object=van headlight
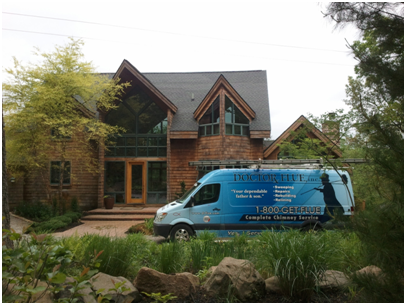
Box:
[155,213,167,223]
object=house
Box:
[8,60,270,209]
[264,115,342,160]
[7,60,340,210]
[99,60,270,208]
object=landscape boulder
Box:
[356,265,382,277]
[55,276,96,303]
[90,272,142,303]
[265,276,282,294]
[134,267,199,299]
[317,270,350,290]
[204,257,265,301]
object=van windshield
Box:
[176,183,201,203]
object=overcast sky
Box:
[2,1,360,139]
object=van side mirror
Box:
[190,196,195,207]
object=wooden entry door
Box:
[126,162,145,204]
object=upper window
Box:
[225,95,249,136]
[105,87,167,157]
[50,161,71,185]
[199,96,220,137]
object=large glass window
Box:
[199,96,220,137]
[225,95,249,136]
[104,161,125,204]
[50,161,71,185]
[147,162,167,204]
[105,87,167,157]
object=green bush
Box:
[255,229,339,301]
[70,197,80,213]
[15,201,54,221]
[64,212,82,223]
[53,215,73,225]
[62,234,147,278]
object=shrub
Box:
[15,201,53,221]
[70,197,80,213]
[62,234,145,278]
[255,229,339,301]
[64,212,82,223]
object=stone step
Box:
[81,214,155,221]
[85,207,160,215]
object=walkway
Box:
[9,211,165,242]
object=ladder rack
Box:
[188,158,367,170]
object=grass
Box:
[254,229,351,301]
[58,229,365,301]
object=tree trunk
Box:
[2,112,13,248]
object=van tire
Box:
[170,224,194,242]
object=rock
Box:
[134,267,198,299]
[204,257,265,301]
[356,265,382,277]
[55,276,96,303]
[318,270,350,290]
[90,272,141,303]
[178,272,200,287]
[265,276,282,294]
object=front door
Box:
[126,162,145,204]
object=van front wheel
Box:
[170,224,193,242]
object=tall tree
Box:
[2,39,129,204]
[322,3,404,302]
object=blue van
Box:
[153,169,354,241]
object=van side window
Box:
[194,184,221,206]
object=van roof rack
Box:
[189,158,367,170]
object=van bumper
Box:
[153,223,171,238]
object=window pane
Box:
[225,95,233,123]
[105,162,125,192]
[234,106,249,124]
[138,147,148,157]
[126,148,137,156]
[105,148,115,156]
[206,125,212,135]
[242,126,249,136]
[149,138,158,146]
[148,147,158,157]
[148,162,167,192]
[127,137,136,146]
[226,124,232,135]
[116,147,126,156]
[194,184,221,206]
[105,102,136,133]
[138,137,147,146]
[117,137,125,146]
[212,97,220,123]
[213,124,219,135]
[235,125,241,135]
[115,193,125,204]
[131,164,143,199]
[158,147,167,157]
[139,102,167,134]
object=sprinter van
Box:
[153,169,354,241]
